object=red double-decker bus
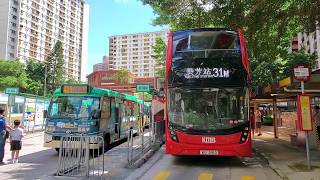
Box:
[165,28,251,156]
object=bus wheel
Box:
[55,148,60,153]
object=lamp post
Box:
[44,63,47,97]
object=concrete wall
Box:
[81,3,90,82]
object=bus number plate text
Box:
[200,150,219,155]
[202,137,216,143]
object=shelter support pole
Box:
[273,97,278,138]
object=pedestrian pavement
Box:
[253,126,320,180]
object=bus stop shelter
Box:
[251,69,320,149]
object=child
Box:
[9,120,24,163]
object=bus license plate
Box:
[200,150,219,155]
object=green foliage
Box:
[282,50,318,77]
[137,92,152,102]
[151,37,167,77]
[26,79,42,95]
[25,59,46,95]
[141,0,320,86]
[113,68,130,84]
[0,60,28,91]
[65,78,80,84]
[46,41,65,94]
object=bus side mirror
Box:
[43,110,48,118]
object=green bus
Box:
[43,84,141,151]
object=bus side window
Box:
[110,99,117,129]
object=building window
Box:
[9,53,14,58]
[10,37,15,42]
[12,7,17,13]
[13,0,18,5]
[11,22,16,27]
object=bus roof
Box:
[53,85,142,104]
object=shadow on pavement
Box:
[173,156,245,167]
[0,148,59,180]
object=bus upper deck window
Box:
[176,37,188,51]
[213,33,236,49]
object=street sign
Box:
[292,64,311,81]
[5,87,19,95]
[136,84,150,92]
[297,95,313,131]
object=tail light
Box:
[239,126,249,144]
[168,124,179,142]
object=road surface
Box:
[126,146,282,180]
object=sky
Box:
[86,0,164,74]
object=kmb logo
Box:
[202,137,216,143]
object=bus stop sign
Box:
[136,84,150,92]
[293,64,311,81]
[5,87,19,95]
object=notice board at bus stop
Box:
[297,95,313,131]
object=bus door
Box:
[110,98,121,141]
[100,96,111,133]
[119,102,128,139]
[109,98,118,142]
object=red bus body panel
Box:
[165,128,252,157]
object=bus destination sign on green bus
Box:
[136,84,150,92]
[5,87,19,95]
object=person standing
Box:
[0,108,12,165]
[9,120,24,163]
[314,105,320,142]
[255,108,262,136]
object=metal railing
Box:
[127,120,165,167]
[127,126,152,167]
[56,134,105,178]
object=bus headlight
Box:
[46,126,55,132]
[89,136,99,143]
[168,124,179,142]
[239,126,249,144]
[44,134,52,142]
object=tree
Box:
[46,41,65,94]
[282,50,318,77]
[140,0,320,86]
[65,78,80,84]
[152,37,167,78]
[25,59,46,95]
[0,60,28,91]
[137,92,152,102]
[113,68,130,84]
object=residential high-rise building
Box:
[291,29,320,69]
[93,55,110,72]
[109,31,168,77]
[0,0,89,81]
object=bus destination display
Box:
[62,85,90,94]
